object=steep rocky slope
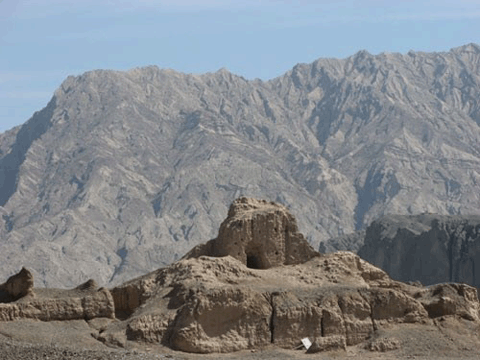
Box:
[356,214,480,288]
[1,44,480,287]
[2,198,480,357]
[321,215,480,290]
[319,230,366,253]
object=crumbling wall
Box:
[185,197,319,269]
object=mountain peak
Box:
[215,67,231,74]
[1,45,480,288]
[451,42,480,54]
[354,49,373,57]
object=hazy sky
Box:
[1,0,480,133]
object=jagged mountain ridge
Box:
[1,44,480,287]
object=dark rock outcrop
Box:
[357,214,480,288]
[0,267,34,302]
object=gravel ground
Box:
[0,340,175,360]
[2,339,480,360]
[1,319,480,360]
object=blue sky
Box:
[1,0,480,133]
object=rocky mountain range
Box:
[1,43,480,287]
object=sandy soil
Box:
[1,318,480,360]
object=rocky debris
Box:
[366,336,401,352]
[184,198,319,269]
[306,335,346,353]
[0,267,34,302]
[0,339,171,360]
[414,283,480,321]
[357,215,480,288]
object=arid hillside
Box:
[1,44,480,287]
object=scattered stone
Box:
[367,337,401,352]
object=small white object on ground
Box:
[301,338,312,350]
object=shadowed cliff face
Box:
[323,214,480,290]
[0,97,56,207]
[1,45,480,287]
[357,215,480,288]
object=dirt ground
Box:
[1,318,480,360]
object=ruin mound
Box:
[185,197,319,269]
[1,198,480,357]
[0,267,34,303]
